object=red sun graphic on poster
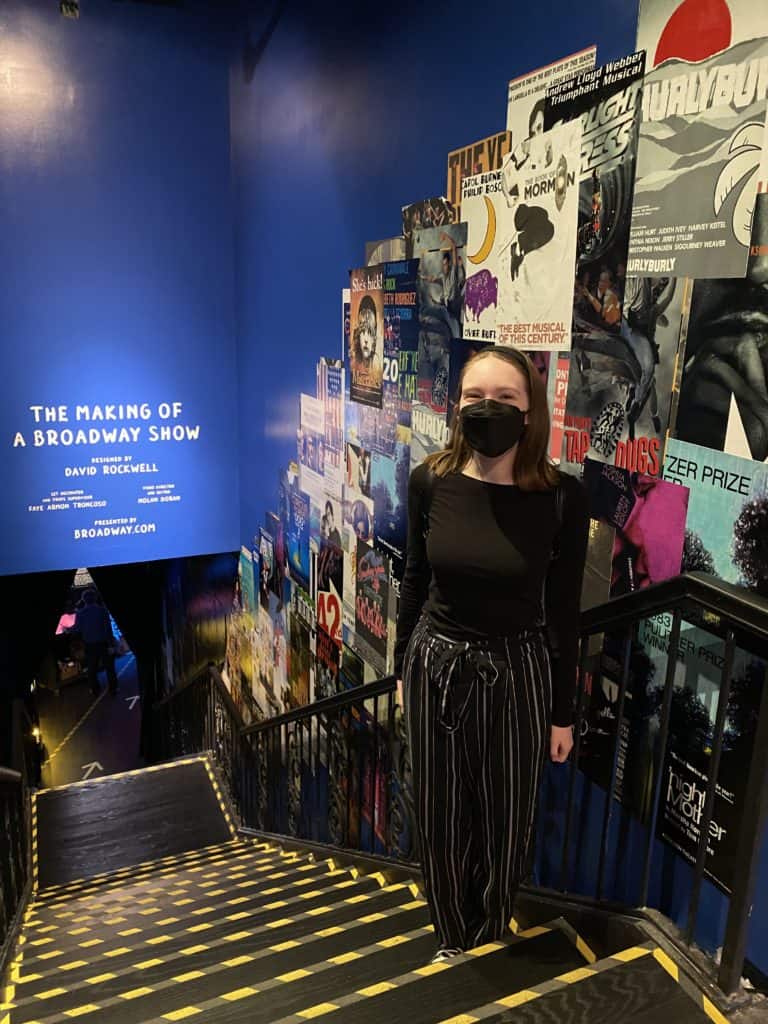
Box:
[654,0,732,66]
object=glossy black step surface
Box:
[298,928,586,1024]
[490,953,712,1023]
[35,760,232,889]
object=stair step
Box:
[10,906,434,1024]
[430,944,713,1024]
[259,923,587,1024]
[35,760,234,890]
[33,840,275,906]
[13,882,423,998]
[20,869,373,964]
[25,851,324,938]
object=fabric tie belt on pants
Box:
[419,619,545,732]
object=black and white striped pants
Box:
[403,615,552,951]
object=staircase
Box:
[1,759,723,1024]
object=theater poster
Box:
[354,539,389,677]
[561,277,692,473]
[446,130,512,213]
[495,120,581,349]
[544,51,646,413]
[461,169,505,342]
[348,266,385,409]
[629,0,768,279]
[506,47,597,154]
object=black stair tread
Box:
[13,906,434,1024]
[33,840,257,904]
[21,856,331,942]
[14,884,421,997]
[276,927,586,1024]
[458,949,713,1023]
[35,760,233,889]
[26,853,304,927]
[20,870,377,964]
[513,893,650,962]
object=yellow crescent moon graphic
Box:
[468,195,496,265]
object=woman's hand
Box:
[550,725,573,763]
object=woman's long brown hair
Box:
[424,345,560,491]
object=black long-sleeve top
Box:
[394,464,590,727]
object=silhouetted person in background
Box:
[76,590,118,696]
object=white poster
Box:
[495,120,582,349]
[506,47,597,154]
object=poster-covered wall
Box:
[0,1,239,575]
[228,0,768,972]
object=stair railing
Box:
[150,572,768,997]
[0,701,34,985]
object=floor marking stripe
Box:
[34,845,278,910]
[12,908,432,1018]
[35,836,250,897]
[431,942,658,1023]
[26,851,299,931]
[44,688,108,765]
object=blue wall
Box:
[0,0,240,573]
[230,0,639,540]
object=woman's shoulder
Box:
[410,461,436,491]
[555,468,590,519]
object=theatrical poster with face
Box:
[629,0,768,279]
[495,119,581,349]
[354,539,390,676]
[348,265,385,409]
[561,276,692,473]
[506,47,597,157]
[446,130,512,213]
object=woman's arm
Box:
[545,474,591,727]
[393,464,433,677]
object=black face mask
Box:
[460,399,526,458]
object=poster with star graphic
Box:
[628,0,768,279]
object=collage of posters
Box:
[218,0,768,892]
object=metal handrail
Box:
[581,571,768,642]
[0,767,22,784]
[151,570,768,1000]
[241,676,396,736]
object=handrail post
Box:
[638,608,682,908]
[685,631,735,944]
[718,662,768,995]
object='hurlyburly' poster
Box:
[348,266,385,409]
[496,120,581,349]
[629,0,768,279]
[446,131,512,213]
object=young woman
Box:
[394,345,589,962]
